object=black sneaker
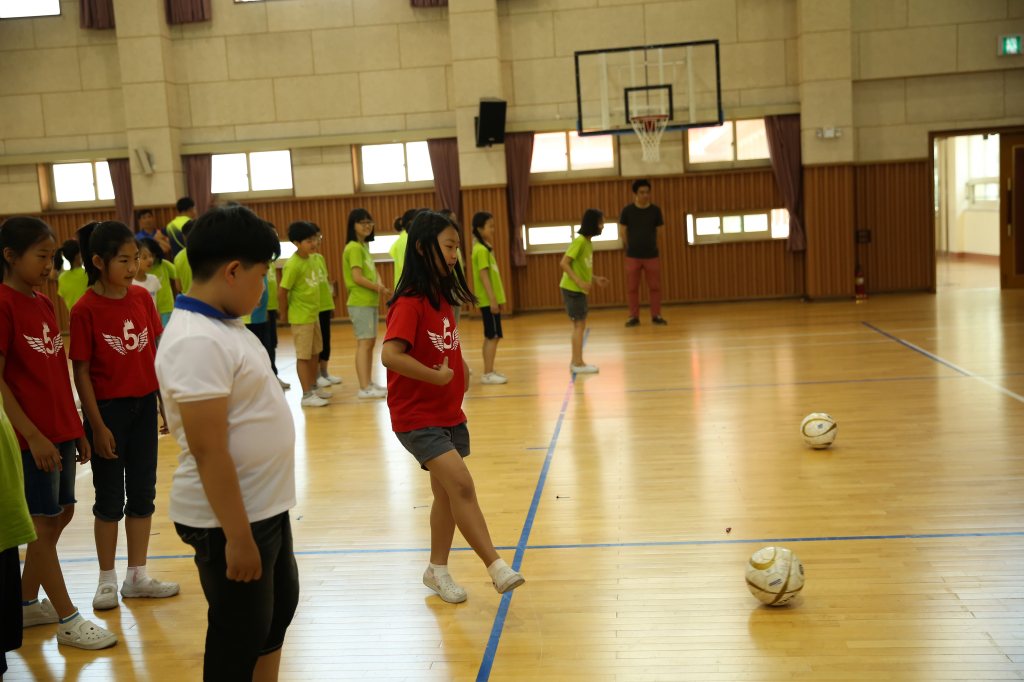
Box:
[625,317,640,327]
[652,316,668,325]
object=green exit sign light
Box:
[1000,35,1021,55]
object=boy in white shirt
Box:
[155,205,298,682]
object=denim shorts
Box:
[21,439,77,517]
[84,391,159,523]
[395,421,470,471]
[561,287,588,321]
[175,512,299,681]
[349,306,379,340]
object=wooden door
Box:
[1001,133,1024,288]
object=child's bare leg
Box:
[429,473,456,565]
[95,518,119,572]
[22,512,76,618]
[424,452,499,567]
[253,648,283,682]
[355,338,375,389]
[482,338,499,374]
[125,516,152,567]
[297,358,317,392]
[571,319,586,366]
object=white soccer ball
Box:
[801,412,836,449]
[745,546,804,606]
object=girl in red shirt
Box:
[70,221,180,615]
[381,211,525,603]
[0,217,116,650]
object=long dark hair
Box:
[393,208,423,234]
[388,210,476,311]
[55,238,81,270]
[138,237,164,265]
[346,208,374,243]
[471,211,493,252]
[0,216,56,283]
[77,220,136,286]
[578,208,604,237]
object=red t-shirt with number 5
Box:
[70,287,163,401]
[384,294,466,433]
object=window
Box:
[368,234,400,261]
[359,141,433,191]
[523,222,621,254]
[966,134,999,211]
[211,150,293,197]
[686,209,790,245]
[1,0,60,18]
[686,119,770,170]
[530,131,616,178]
[51,161,115,206]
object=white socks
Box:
[99,569,117,585]
[428,562,449,578]
[126,565,147,586]
[486,558,508,581]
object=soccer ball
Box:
[801,413,836,449]
[745,546,804,606]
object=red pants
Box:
[626,256,661,319]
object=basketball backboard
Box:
[575,40,722,137]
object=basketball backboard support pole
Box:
[574,39,723,138]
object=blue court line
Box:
[47,530,1024,566]
[475,329,588,682]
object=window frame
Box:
[686,208,789,246]
[357,141,435,193]
[211,150,295,200]
[684,119,772,172]
[967,177,999,211]
[522,221,623,255]
[48,160,115,210]
[0,0,60,19]
[529,131,620,181]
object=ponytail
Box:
[54,239,81,271]
[77,220,135,286]
[471,211,494,252]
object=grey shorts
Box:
[452,304,462,327]
[395,421,470,471]
[561,287,588,321]
[348,305,379,340]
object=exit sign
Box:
[1000,35,1021,55]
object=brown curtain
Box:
[411,0,447,6]
[426,138,462,226]
[764,114,806,252]
[80,0,115,29]
[182,154,212,217]
[504,131,533,267]
[108,158,134,231]
[166,0,211,25]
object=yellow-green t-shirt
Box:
[280,253,320,324]
[342,241,379,308]
[0,393,36,553]
[149,260,178,314]
[57,267,89,312]
[267,264,279,312]
[166,215,190,255]
[174,248,192,296]
[389,231,409,285]
[559,236,594,294]
[471,241,506,308]
[314,254,334,312]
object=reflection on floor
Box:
[936,255,1000,290]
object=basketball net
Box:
[631,114,669,163]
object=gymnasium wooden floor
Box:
[8,259,1024,681]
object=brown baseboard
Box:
[938,252,1000,264]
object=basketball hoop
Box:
[631,114,669,163]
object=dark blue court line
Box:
[475,329,588,682]
[861,322,970,375]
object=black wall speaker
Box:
[475,99,507,147]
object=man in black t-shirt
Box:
[619,179,667,326]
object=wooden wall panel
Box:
[855,161,934,293]
[461,187,512,312]
[804,165,856,299]
[513,170,805,311]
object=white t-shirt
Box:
[155,303,296,528]
[133,274,161,311]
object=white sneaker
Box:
[56,615,118,650]
[422,568,468,604]
[22,598,59,628]
[481,372,507,385]
[92,582,119,610]
[491,566,526,595]
[277,376,291,390]
[357,386,387,399]
[322,372,342,385]
[569,363,599,374]
[300,394,329,407]
[314,386,333,399]
[316,375,332,388]
[121,577,180,600]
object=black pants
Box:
[175,512,299,681]
[1,547,23,676]
[265,311,279,375]
[318,310,331,362]
[84,392,159,522]
[246,320,268,362]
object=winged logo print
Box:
[103,334,127,356]
[137,328,149,352]
[23,322,60,356]
[426,316,459,352]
